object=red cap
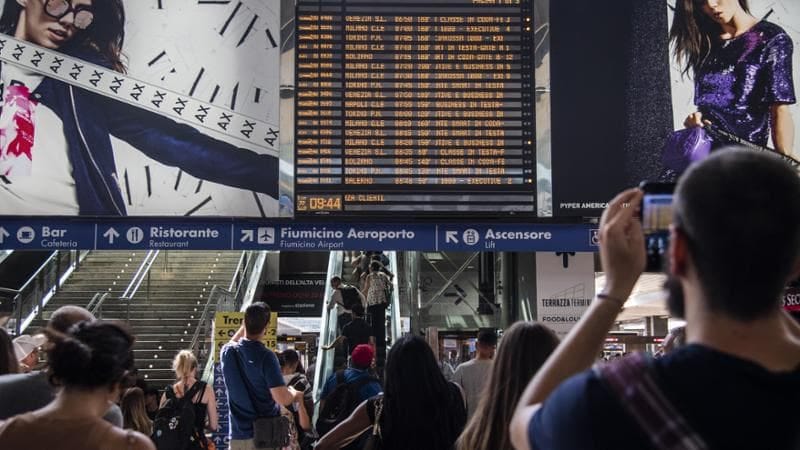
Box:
[351,344,374,368]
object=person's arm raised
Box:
[230,325,246,343]
[322,335,346,351]
[314,399,373,450]
[510,189,646,450]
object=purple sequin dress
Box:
[695,21,796,147]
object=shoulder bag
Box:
[595,352,708,450]
[362,396,383,450]
[232,347,291,448]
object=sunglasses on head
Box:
[43,0,94,30]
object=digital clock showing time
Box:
[297,195,343,212]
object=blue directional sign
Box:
[96,222,231,250]
[234,223,436,251]
[0,219,600,252]
[212,363,230,450]
[437,224,597,252]
[0,220,94,249]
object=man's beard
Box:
[664,274,686,318]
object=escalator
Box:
[312,251,402,419]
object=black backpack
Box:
[152,381,205,450]
[316,371,378,436]
[339,285,361,310]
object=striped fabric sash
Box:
[595,352,708,450]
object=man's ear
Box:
[16,0,28,9]
[668,225,688,276]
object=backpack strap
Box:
[232,346,268,417]
[191,381,206,405]
[595,352,708,450]
[347,374,379,399]
[335,370,345,386]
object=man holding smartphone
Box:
[511,148,800,449]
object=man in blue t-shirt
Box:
[320,344,382,410]
[221,302,300,450]
[510,150,800,449]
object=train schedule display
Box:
[295,0,535,216]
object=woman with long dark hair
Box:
[121,387,152,437]
[280,349,314,449]
[0,327,18,375]
[315,335,467,450]
[0,0,277,215]
[0,321,154,449]
[456,322,559,450]
[670,0,795,155]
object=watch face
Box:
[116,0,283,216]
[0,0,287,217]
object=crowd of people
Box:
[2,146,800,449]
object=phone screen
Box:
[641,188,674,272]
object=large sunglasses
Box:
[44,0,94,30]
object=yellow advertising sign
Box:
[213,312,278,359]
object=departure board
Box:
[295,0,535,216]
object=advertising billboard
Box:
[668,0,800,164]
[0,0,292,217]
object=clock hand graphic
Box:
[115,0,283,217]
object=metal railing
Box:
[88,292,111,320]
[195,251,265,382]
[387,251,402,348]
[6,250,89,335]
[312,251,344,414]
[120,250,159,323]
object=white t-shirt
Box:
[0,63,78,214]
[452,358,493,419]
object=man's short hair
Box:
[477,329,497,346]
[331,276,342,284]
[351,303,365,317]
[48,305,95,333]
[675,148,800,321]
[244,302,271,335]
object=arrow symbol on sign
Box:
[241,229,254,242]
[217,330,226,337]
[0,227,8,244]
[103,227,120,244]
[445,231,459,244]
[215,388,225,397]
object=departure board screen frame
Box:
[293,0,551,219]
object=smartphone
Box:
[640,182,676,272]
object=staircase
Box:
[28,251,147,330]
[28,250,244,389]
[108,251,242,387]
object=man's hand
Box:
[598,188,646,301]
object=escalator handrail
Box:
[312,251,343,412]
[387,251,402,347]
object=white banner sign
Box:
[535,252,595,338]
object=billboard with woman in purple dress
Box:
[669,0,796,158]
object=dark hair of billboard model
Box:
[669,0,750,77]
[0,0,127,73]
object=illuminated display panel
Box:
[295,0,534,216]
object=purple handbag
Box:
[661,127,713,173]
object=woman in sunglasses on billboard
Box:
[671,0,795,156]
[0,0,279,216]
